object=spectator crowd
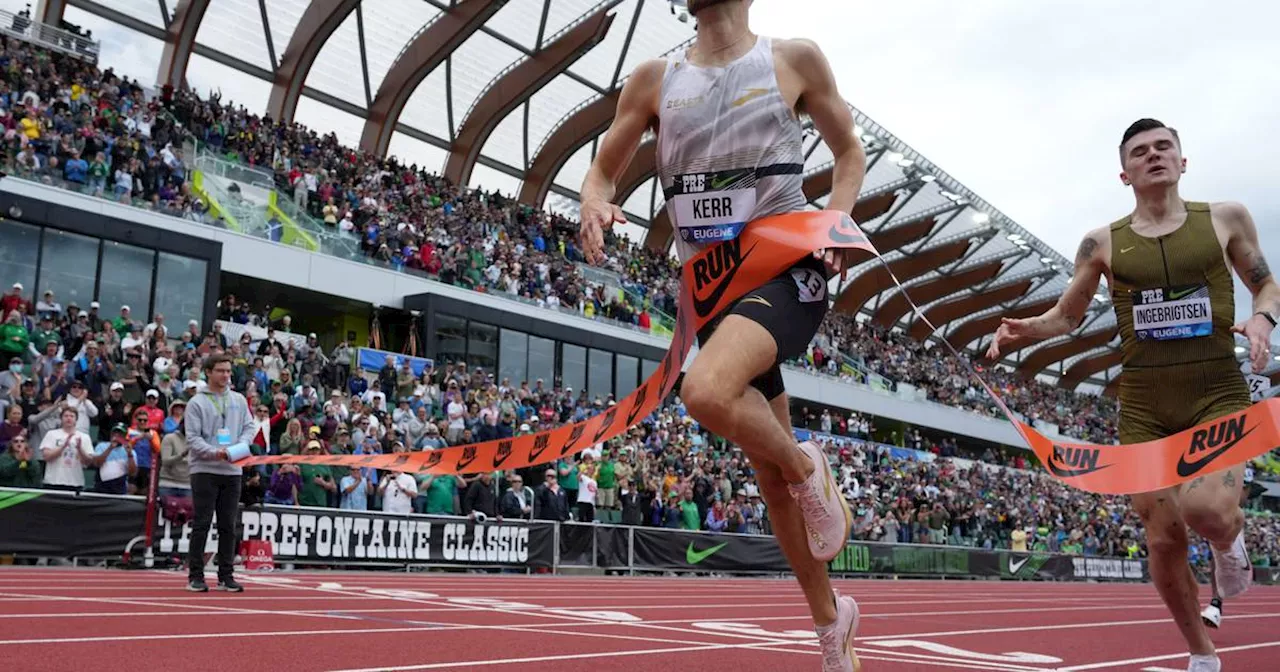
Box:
[0,32,1277,570]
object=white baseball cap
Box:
[90,301,100,308]
[145,389,159,398]
[109,382,124,391]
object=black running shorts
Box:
[695,255,830,401]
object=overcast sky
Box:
[749,0,1279,325]
[20,0,1278,331]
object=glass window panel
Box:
[498,328,528,387]
[153,252,207,333]
[588,348,612,402]
[98,241,155,324]
[641,359,660,384]
[37,229,98,311]
[0,221,41,304]
[561,343,585,394]
[467,321,498,373]
[434,314,468,367]
[615,354,638,399]
[528,336,555,388]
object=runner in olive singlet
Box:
[988,119,1280,672]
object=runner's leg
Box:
[1179,465,1245,549]
[1132,489,1214,655]
[682,314,812,483]
[762,390,837,625]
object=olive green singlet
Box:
[1109,201,1251,444]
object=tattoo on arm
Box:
[1075,237,1098,266]
[1223,470,1238,488]
[1186,475,1206,490]
[1246,254,1272,288]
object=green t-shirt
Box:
[558,461,579,490]
[596,460,616,489]
[680,500,701,531]
[425,475,457,515]
[298,464,333,507]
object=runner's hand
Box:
[1231,314,1275,373]
[986,318,1034,359]
[815,248,856,282]
[579,199,624,265]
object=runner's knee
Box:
[681,367,732,425]
[1181,486,1243,543]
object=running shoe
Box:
[1211,531,1251,599]
[186,578,209,593]
[1186,653,1221,672]
[215,577,244,593]
[1200,601,1222,629]
[816,592,861,672]
[788,441,852,562]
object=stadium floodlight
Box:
[1040,256,1053,264]
[972,212,990,225]
[1094,293,1109,303]
[920,174,936,183]
[887,152,904,163]
[1007,233,1023,242]
[854,125,864,137]
[897,159,914,168]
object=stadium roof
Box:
[47,0,1138,390]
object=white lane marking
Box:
[872,639,1062,664]
[1057,641,1280,671]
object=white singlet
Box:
[656,35,807,263]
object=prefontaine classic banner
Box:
[237,211,1280,495]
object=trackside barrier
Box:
[2,487,1161,582]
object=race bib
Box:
[1131,285,1212,341]
[670,171,755,247]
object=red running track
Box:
[1,568,1278,671]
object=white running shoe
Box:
[816,592,861,672]
[1200,603,1222,629]
[788,441,852,562]
[1212,531,1252,599]
[1187,653,1221,672]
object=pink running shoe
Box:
[788,440,852,562]
[1212,530,1251,599]
[817,591,861,672]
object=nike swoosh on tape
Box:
[1009,557,1029,574]
[1045,460,1110,479]
[692,241,757,318]
[1176,425,1258,478]
[686,541,728,564]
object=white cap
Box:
[145,389,159,398]
[309,332,316,338]
[182,380,198,390]
[11,282,21,290]
[109,382,124,391]
[90,301,100,308]
[520,424,531,432]
[188,319,198,326]
[121,305,130,312]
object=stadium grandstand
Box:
[0,1,1279,670]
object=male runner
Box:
[988,119,1279,672]
[579,1,866,669]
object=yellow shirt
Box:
[20,117,40,140]
[1010,529,1028,552]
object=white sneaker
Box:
[816,592,861,672]
[1187,653,1221,672]
[1212,531,1252,599]
[1200,603,1221,629]
[787,441,852,562]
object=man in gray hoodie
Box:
[184,354,256,593]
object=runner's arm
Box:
[1219,201,1280,316]
[579,59,664,207]
[785,39,865,214]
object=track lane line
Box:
[1056,641,1280,671]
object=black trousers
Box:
[188,472,242,581]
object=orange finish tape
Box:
[236,210,1280,495]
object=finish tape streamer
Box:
[237,211,1280,495]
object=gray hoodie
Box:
[185,388,256,477]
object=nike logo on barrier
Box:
[1008,556,1030,575]
[691,239,756,318]
[1120,246,1135,254]
[686,541,728,565]
[491,440,513,469]
[455,446,478,472]
[1176,416,1256,478]
[731,88,768,107]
